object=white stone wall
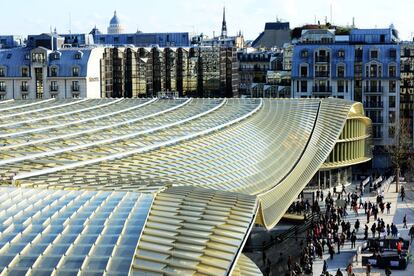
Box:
[85,48,104,98]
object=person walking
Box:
[409,225,414,243]
[401,186,405,202]
[385,267,392,276]
[323,260,328,273]
[366,262,371,276]
[355,219,360,233]
[351,232,357,249]
[403,214,407,229]
[386,202,391,214]
[336,268,343,276]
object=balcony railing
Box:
[364,101,384,108]
[315,56,330,62]
[50,86,59,92]
[315,71,330,77]
[0,86,6,92]
[21,86,28,92]
[313,86,332,93]
[72,86,80,92]
[364,86,383,93]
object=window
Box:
[51,52,61,60]
[21,81,28,92]
[50,66,58,77]
[21,67,29,77]
[21,93,27,99]
[337,80,345,93]
[51,93,57,99]
[389,96,396,108]
[72,81,80,91]
[300,65,308,77]
[389,80,396,92]
[389,65,396,77]
[6,53,12,59]
[0,81,5,92]
[337,65,345,78]
[389,49,397,59]
[300,50,308,58]
[337,50,345,58]
[389,111,396,124]
[72,67,80,77]
[389,126,395,138]
[0,94,4,100]
[74,53,82,59]
[0,67,5,77]
[32,52,45,63]
[370,50,378,59]
[50,81,58,91]
[300,81,307,92]
[72,93,80,99]
[24,53,30,60]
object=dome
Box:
[110,11,120,25]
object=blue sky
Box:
[1,0,413,40]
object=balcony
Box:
[364,101,384,108]
[0,86,6,92]
[20,86,28,92]
[315,71,330,77]
[72,86,80,92]
[315,56,330,63]
[312,86,332,93]
[50,86,59,92]
[364,86,383,93]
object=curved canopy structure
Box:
[0,98,371,275]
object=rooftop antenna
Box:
[50,26,54,52]
[352,17,355,28]
[325,16,328,25]
[330,4,333,24]
[69,13,72,34]
[314,15,317,24]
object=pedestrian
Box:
[355,219,360,233]
[403,214,407,229]
[371,223,376,238]
[346,263,353,276]
[351,233,356,249]
[336,268,343,276]
[329,245,335,260]
[401,186,405,201]
[364,224,368,240]
[385,267,392,276]
[396,240,402,256]
[409,225,414,243]
[366,262,371,276]
[386,202,391,214]
[323,259,328,273]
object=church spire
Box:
[221,6,227,38]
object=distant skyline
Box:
[1,0,413,40]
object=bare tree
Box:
[386,118,413,192]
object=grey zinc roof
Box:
[0,47,94,78]
[0,48,31,77]
[49,48,93,77]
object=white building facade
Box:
[0,47,104,99]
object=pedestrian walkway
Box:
[313,181,414,276]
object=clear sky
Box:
[1,0,413,41]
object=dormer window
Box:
[0,67,5,77]
[24,54,30,60]
[72,67,80,77]
[50,66,58,77]
[337,64,345,78]
[300,50,308,58]
[74,51,83,60]
[6,53,12,59]
[21,67,29,77]
[50,52,61,60]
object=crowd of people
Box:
[272,179,411,276]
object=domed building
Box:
[107,11,125,34]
